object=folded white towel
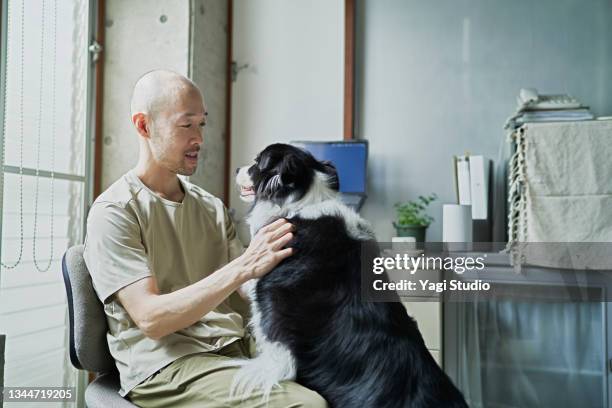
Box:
[507,120,612,269]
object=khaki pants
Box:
[128,340,328,408]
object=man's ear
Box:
[132,113,151,139]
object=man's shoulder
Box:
[94,172,139,207]
[88,172,142,223]
[183,179,226,213]
[183,178,216,200]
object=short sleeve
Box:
[224,205,245,262]
[83,203,152,303]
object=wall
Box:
[230,0,345,238]
[356,0,612,241]
[189,0,229,198]
[101,0,190,190]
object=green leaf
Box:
[394,192,437,226]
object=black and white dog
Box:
[233,143,468,408]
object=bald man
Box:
[83,70,328,408]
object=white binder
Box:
[468,155,490,220]
[455,155,471,206]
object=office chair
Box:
[61,245,137,408]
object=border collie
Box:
[233,143,468,408]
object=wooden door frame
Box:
[223,0,234,206]
[344,0,356,141]
[92,0,105,199]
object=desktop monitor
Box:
[291,140,368,210]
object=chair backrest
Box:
[61,245,116,373]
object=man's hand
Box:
[237,218,295,280]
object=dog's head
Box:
[236,143,339,205]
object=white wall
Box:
[102,0,190,190]
[357,0,612,241]
[230,0,345,237]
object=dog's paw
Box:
[229,358,283,402]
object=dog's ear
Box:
[321,160,340,191]
[278,155,300,186]
[259,155,296,197]
[262,174,283,195]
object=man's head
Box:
[130,70,207,176]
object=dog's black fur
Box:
[244,143,468,408]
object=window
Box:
[0,0,95,405]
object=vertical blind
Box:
[0,0,92,406]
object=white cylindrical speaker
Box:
[442,204,473,242]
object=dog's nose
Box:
[235,167,240,175]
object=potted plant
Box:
[393,194,437,242]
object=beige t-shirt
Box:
[83,170,246,396]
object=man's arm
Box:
[116,218,294,340]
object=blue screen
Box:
[292,141,367,194]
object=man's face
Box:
[148,87,207,176]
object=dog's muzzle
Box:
[236,166,256,202]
